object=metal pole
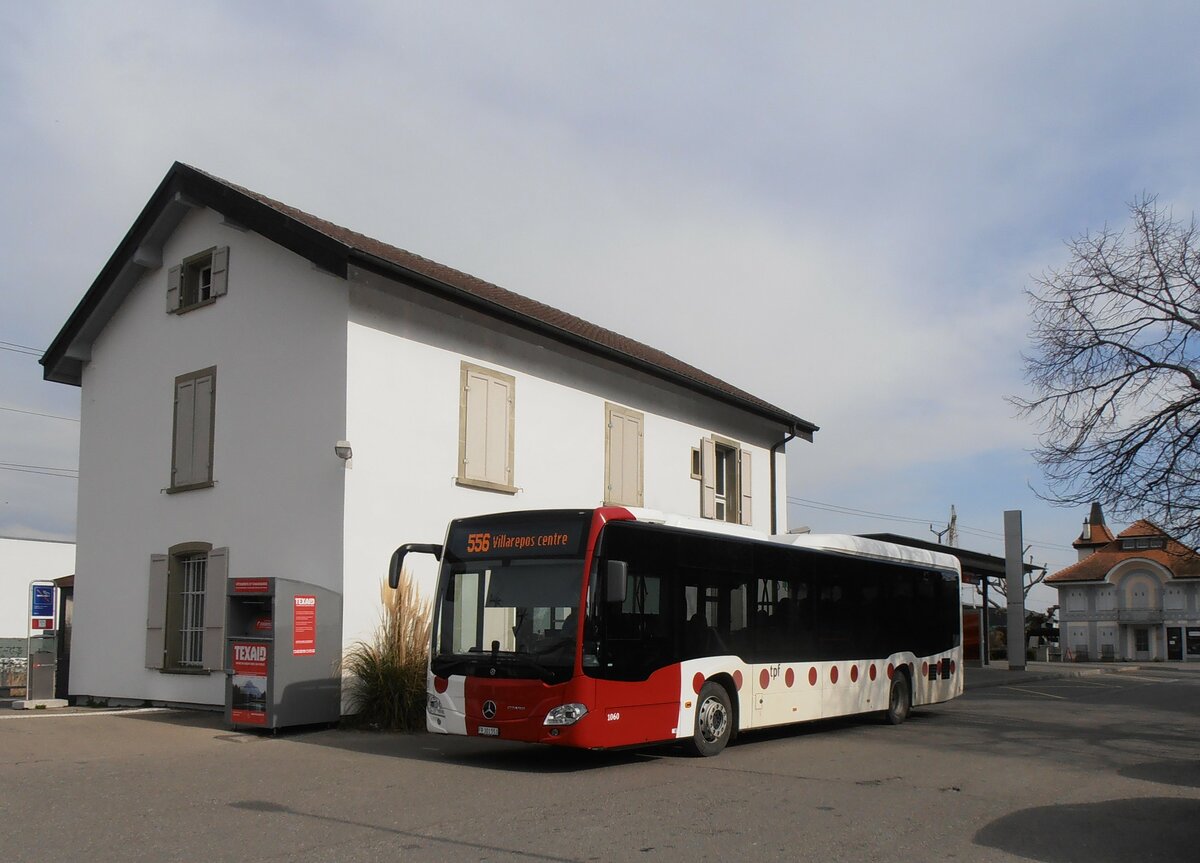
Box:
[1004,510,1026,671]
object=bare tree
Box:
[1014,195,1200,544]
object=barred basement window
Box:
[178,553,207,668]
[145,545,228,673]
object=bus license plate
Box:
[478,726,499,736]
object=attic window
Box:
[1121,537,1165,551]
[168,246,229,313]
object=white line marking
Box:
[1003,686,1068,699]
[0,707,177,720]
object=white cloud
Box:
[2,1,1199,568]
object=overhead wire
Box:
[787,495,1075,553]
[0,461,78,478]
[0,405,79,422]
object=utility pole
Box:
[930,505,957,546]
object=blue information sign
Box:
[31,584,55,618]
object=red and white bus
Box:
[389,506,962,756]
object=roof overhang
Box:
[41,163,818,441]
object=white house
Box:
[1048,503,1200,662]
[41,163,817,708]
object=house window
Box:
[604,403,644,506]
[1121,537,1165,551]
[457,362,516,493]
[145,545,227,672]
[170,367,216,491]
[167,247,229,313]
[698,436,752,525]
[176,553,207,667]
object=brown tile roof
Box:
[42,163,818,439]
[1072,522,1115,549]
[1048,520,1200,583]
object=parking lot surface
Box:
[3,666,1199,862]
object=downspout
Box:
[769,431,796,535]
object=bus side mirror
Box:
[388,543,444,589]
[605,560,628,604]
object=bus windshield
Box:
[430,511,592,684]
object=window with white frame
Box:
[697,436,752,525]
[457,362,516,493]
[170,367,216,491]
[1067,589,1086,612]
[1097,587,1116,611]
[167,247,229,313]
[604,403,643,506]
[145,545,227,672]
[1120,537,1165,551]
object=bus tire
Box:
[686,682,732,757]
[885,672,911,725]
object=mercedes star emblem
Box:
[482,700,497,719]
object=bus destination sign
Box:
[447,514,588,560]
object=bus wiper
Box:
[512,652,558,683]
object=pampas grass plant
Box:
[342,567,432,731]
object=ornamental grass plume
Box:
[342,567,432,731]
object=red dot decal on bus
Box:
[693,672,705,694]
[887,663,895,680]
[785,668,795,687]
[830,666,839,684]
[850,664,859,683]
[922,661,929,678]
[950,660,956,675]
[733,670,743,690]
[759,669,770,689]
[808,667,818,686]
[434,676,448,693]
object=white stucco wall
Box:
[70,206,348,704]
[0,538,76,639]
[340,267,788,648]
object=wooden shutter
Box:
[145,554,169,669]
[192,372,215,483]
[605,404,643,506]
[167,265,182,312]
[210,247,229,298]
[459,363,515,489]
[462,368,490,482]
[739,449,753,526]
[200,547,228,671]
[485,374,512,486]
[173,378,196,486]
[700,437,716,519]
[172,370,215,488]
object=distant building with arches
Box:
[1047,503,1200,662]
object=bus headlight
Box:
[543,703,588,726]
[428,695,445,717]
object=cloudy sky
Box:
[3,2,1199,609]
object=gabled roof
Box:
[1047,519,1200,583]
[41,163,817,439]
[1072,500,1115,549]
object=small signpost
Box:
[13,581,68,709]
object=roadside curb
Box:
[965,663,1152,690]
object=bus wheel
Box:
[687,682,732,757]
[885,673,911,725]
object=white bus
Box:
[391,506,963,756]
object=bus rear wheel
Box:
[686,682,732,757]
[885,673,911,725]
